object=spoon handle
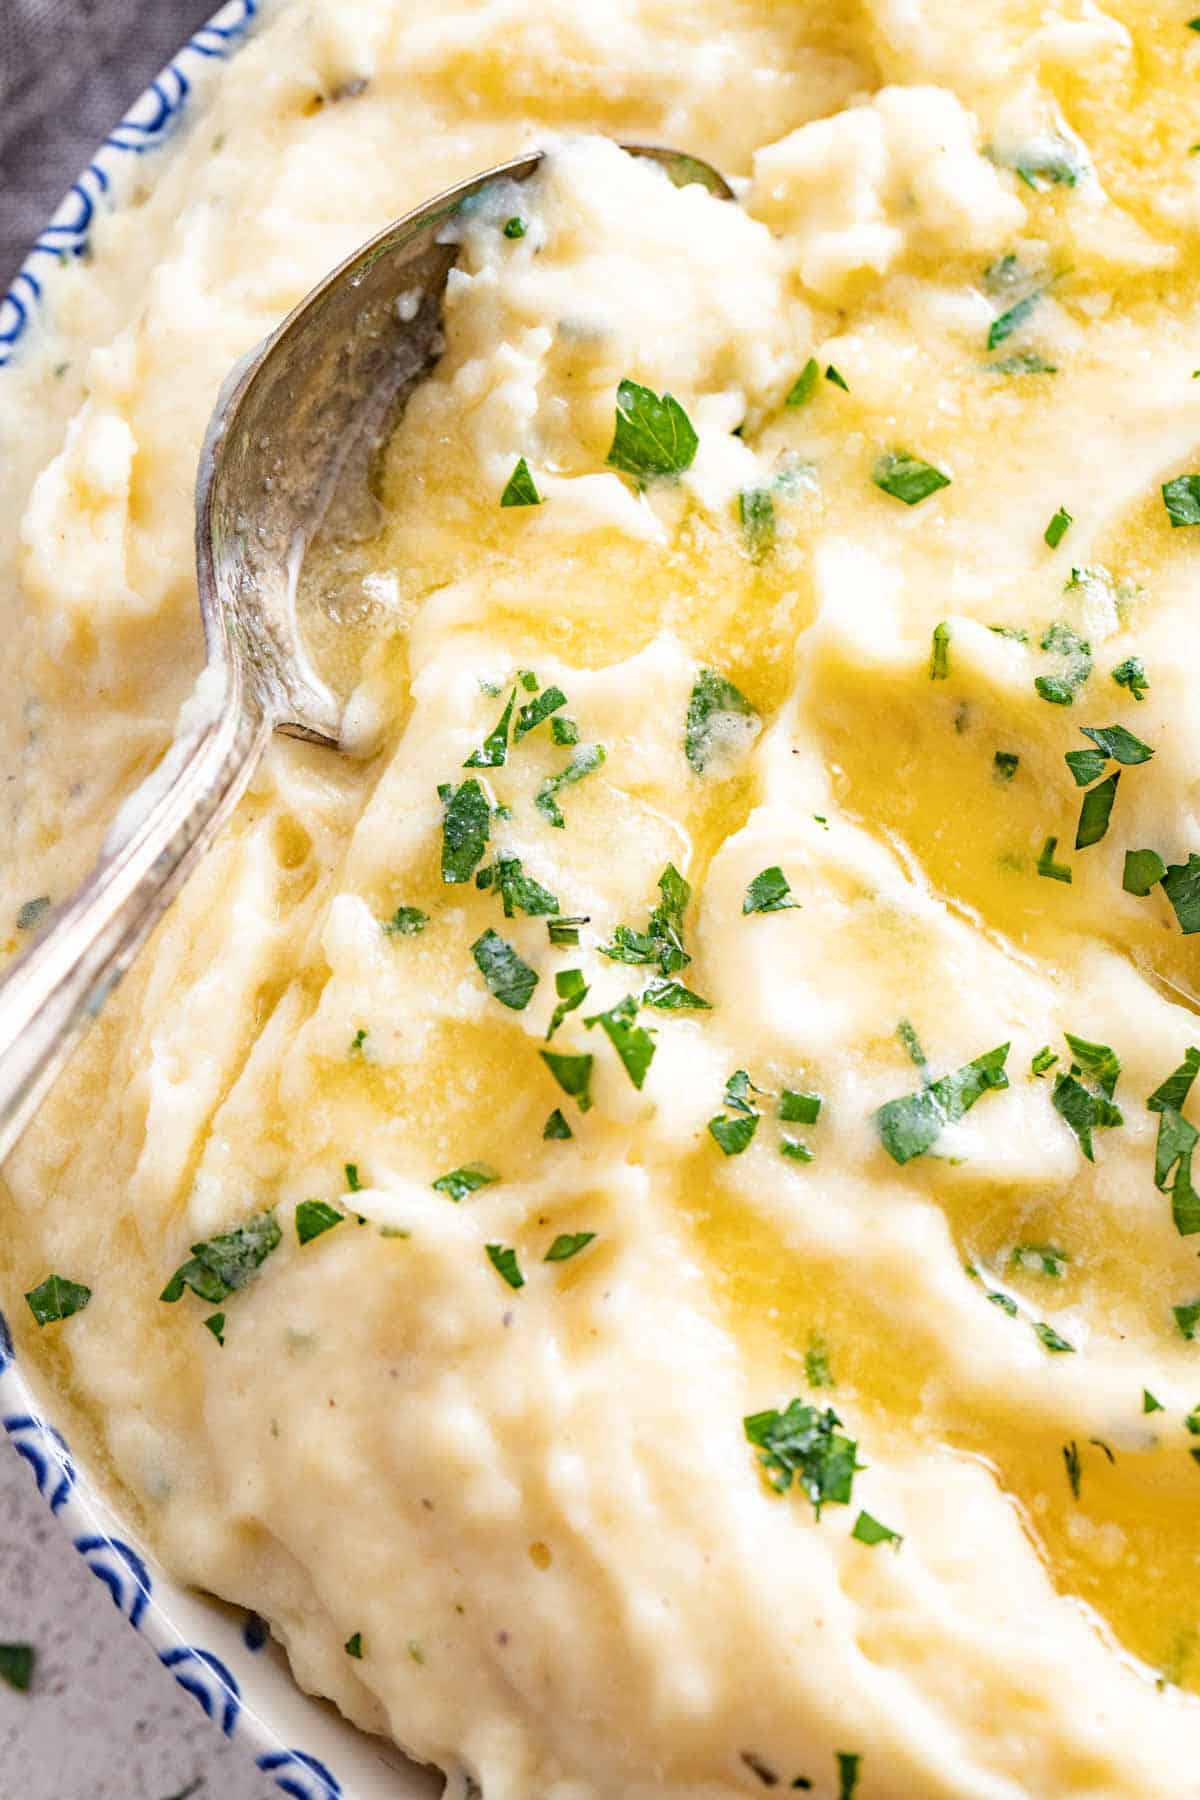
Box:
[0,688,271,1166]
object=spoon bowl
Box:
[0,142,731,1160]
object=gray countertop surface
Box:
[2,3,271,1793]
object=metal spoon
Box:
[0,144,731,1163]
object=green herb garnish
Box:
[852,1511,902,1549]
[584,994,656,1089]
[551,716,579,745]
[1033,1320,1076,1353]
[345,1632,364,1658]
[602,862,693,974]
[16,896,50,931]
[464,691,516,768]
[875,1043,1010,1165]
[743,866,799,914]
[805,1335,833,1387]
[780,1136,814,1162]
[606,378,698,480]
[836,1752,862,1800]
[485,1243,525,1290]
[988,290,1041,350]
[500,458,541,508]
[545,1232,596,1263]
[1036,836,1072,883]
[0,1644,35,1691]
[1063,1441,1081,1497]
[872,450,950,506]
[204,1312,225,1346]
[1112,657,1148,702]
[739,487,775,561]
[993,751,1019,783]
[743,1398,859,1515]
[1162,856,1200,933]
[1035,621,1092,705]
[642,976,712,1009]
[546,967,588,1039]
[1065,749,1108,788]
[929,622,950,680]
[1143,1389,1164,1413]
[1080,724,1153,765]
[1050,1033,1123,1162]
[1012,1244,1069,1278]
[1163,474,1200,527]
[535,742,605,827]
[1075,770,1119,849]
[785,359,819,407]
[1045,506,1072,548]
[160,1211,280,1306]
[539,1049,594,1112]
[543,1109,573,1140]
[1123,848,1166,896]
[24,1273,91,1327]
[383,905,428,936]
[472,929,539,1010]
[548,915,588,946]
[432,1163,498,1202]
[780,1091,821,1124]
[1031,1046,1059,1077]
[478,853,560,919]
[1174,1299,1200,1340]
[503,216,526,239]
[295,1200,345,1245]
[514,685,567,742]
[685,669,758,774]
[709,1113,759,1156]
[439,778,491,881]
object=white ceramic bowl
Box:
[0,8,444,1795]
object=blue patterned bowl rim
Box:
[0,7,444,1795]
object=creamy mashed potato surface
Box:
[7,3,1200,1795]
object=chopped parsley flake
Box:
[345,1163,362,1192]
[993,751,1019,783]
[548,915,588,946]
[709,1112,759,1156]
[485,1243,525,1290]
[606,378,698,481]
[1035,621,1092,705]
[1153,1106,1200,1235]
[160,1211,280,1306]
[1008,139,1086,190]
[1112,657,1149,702]
[1012,1244,1069,1278]
[1148,1047,1200,1116]
[1080,724,1153,765]
[1075,770,1119,850]
[472,928,539,1010]
[539,1048,594,1112]
[349,1028,368,1057]
[929,622,950,680]
[0,1644,34,1692]
[551,715,579,746]
[433,1163,498,1202]
[1163,474,1200,527]
[836,1753,862,1800]
[503,216,526,239]
[785,359,820,407]
[780,1091,821,1124]
[685,669,758,774]
[875,1043,1010,1165]
[545,1231,596,1263]
[24,1273,91,1327]
[16,896,50,931]
[739,487,775,562]
[295,1200,345,1245]
[1162,855,1200,933]
[439,778,491,882]
[743,866,800,914]
[872,450,950,506]
[991,351,1058,376]
[1050,1034,1123,1162]
[642,976,712,1010]
[383,905,428,936]
[805,1335,833,1387]
[519,670,539,692]
[1063,1441,1081,1498]
[543,1108,573,1140]
[204,1312,225,1346]
[986,1289,1018,1317]
[345,1632,363,1658]
[897,1017,928,1075]
[1037,836,1072,883]
[852,1511,902,1549]
[744,1398,860,1515]
[546,967,588,1039]
[464,691,516,768]
[1124,848,1167,896]
[1031,1046,1059,1077]
[1143,1389,1165,1413]
[478,853,560,919]
[584,994,656,1089]
[780,1136,814,1163]
[1065,749,1108,788]
[500,458,541,508]
[514,685,567,742]
[988,289,1041,351]
[1033,1320,1076,1353]
[825,364,849,391]
[602,862,694,974]
[1045,506,1073,548]
[1174,1298,1200,1340]
[536,742,605,827]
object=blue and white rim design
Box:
[0,0,258,369]
[0,5,386,1794]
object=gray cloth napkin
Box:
[1,0,217,287]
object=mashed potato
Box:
[5,2,1200,1795]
